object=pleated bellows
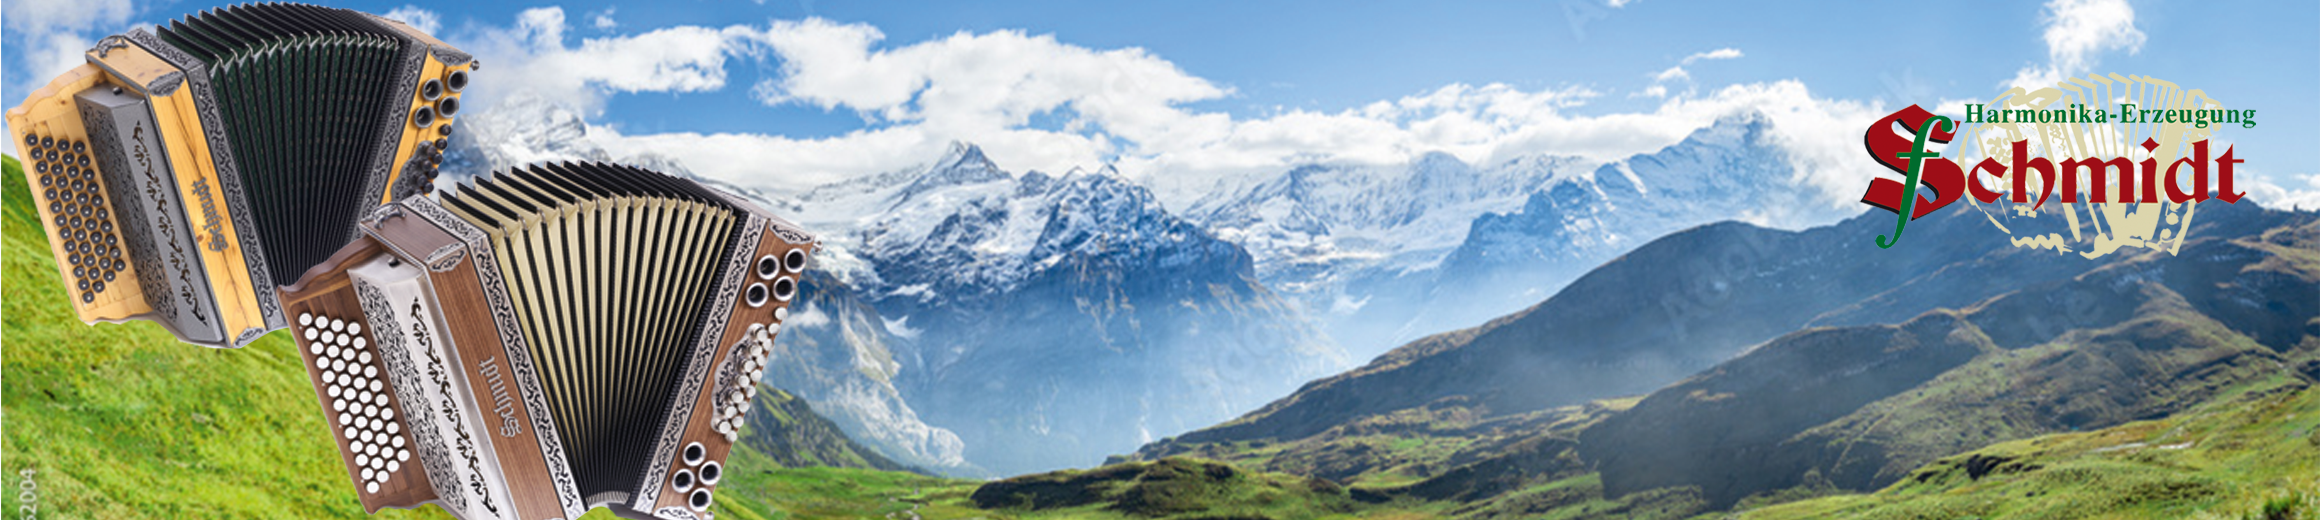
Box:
[438,162,744,499]
[155,3,408,285]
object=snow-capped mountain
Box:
[448,97,1346,475]
[1186,112,1804,358]
[793,142,1348,475]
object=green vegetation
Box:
[7,150,2316,520]
[0,152,927,519]
[1737,383,2320,520]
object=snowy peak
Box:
[898,141,1010,200]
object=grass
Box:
[1735,383,2320,520]
[0,152,918,519]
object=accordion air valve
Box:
[6,3,473,348]
[279,162,816,520]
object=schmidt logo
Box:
[1859,73,2250,257]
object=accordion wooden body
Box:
[5,3,470,347]
[278,162,816,520]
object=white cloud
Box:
[2007,0,2144,89]
[590,7,619,31]
[3,0,136,155]
[382,5,443,35]
[1681,47,1743,65]
[749,18,1230,144]
[1652,66,1690,83]
[2242,172,2320,211]
[461,7,773,113]
[1606,0,1640,7]
[453,16,1885,223]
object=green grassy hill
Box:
[0,154,937,519]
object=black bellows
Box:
[157,3,407,286]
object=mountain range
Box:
[1128,196,2319,517]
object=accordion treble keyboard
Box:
[5,3,472,348]
[280,162,817,520]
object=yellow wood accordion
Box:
[5,3,470,347]
[278,162,814,520]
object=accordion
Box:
[278,162,817,520]
[5,3,471,348]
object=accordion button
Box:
[381,407,395,421]
[334,399,348,412]
[357,453,370,467]
[300,313,314,326]
[330,318,345,332]
[306,328,321,341]
[775,307,789,322]
[321,331,336,345]
[76,279,89,291]
[339,413,353,426]
[364,366,378,378]
[22,134,34,147]
[328,385,342,398]
[398,448,410,461]
[358,351,372,364]
[372,381,385,393]
[348,323,362,335]
[387,460,399,473]
[387,422,401,435]
[72,141,85,154]
[344,426,359,439]
[354,337,367,349]
[81,292,94,304]
[361,468,375,482]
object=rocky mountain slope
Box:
[792,143,1347,476]
[1132,196,2317,517]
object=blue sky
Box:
[6,0,2317,215]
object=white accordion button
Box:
[381,407,395,420]
[358,351,372,364]
[357,454,370,467]
[387,422,400,434]
[333,399,348,412]
[347,322,361,335]
[300,313,314,326]
[305,328,319,341]
[361,467,374,481]
[366,482,379,494]
[322,331,337,345]
[397,448,410,461]
[330,318,345,332]
[353,336,366,349]
[387,460,399,473]
[393,436,406,448]
[309,341,324,356]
